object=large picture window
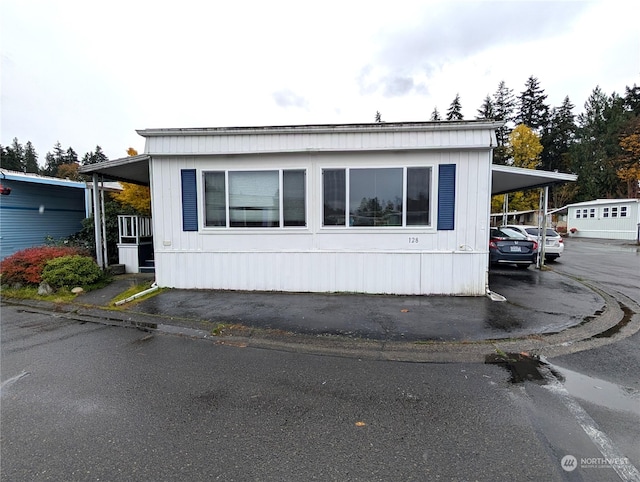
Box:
[322,167,432,227]
[204,169,306,228]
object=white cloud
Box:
[1,0,638,163]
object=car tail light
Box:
[559,238,563,243]
[489,240,498,249]
[532,241,539,251]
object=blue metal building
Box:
[0,170,89,260]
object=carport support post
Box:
[93,173,104,269]
[539,186,549,269]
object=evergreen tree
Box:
[570,86,626,201]
[623,84,640,115]
[446,93,463,120]
[43,141,66,176]
[23,141,39,173]
[540,96,576,173]
[0,138,25,171]
[492,81,516,164]
[375,111,382,123]
[64,147,78,165]
[476,95,495,120]
[517,76,550,132]
[82,145,109,165]
[430,107,442,121]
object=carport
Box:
[491,164,577,266]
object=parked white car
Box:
[501,225,564,261]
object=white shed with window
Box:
[567,199,640,241]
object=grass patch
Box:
[0,285,76,303]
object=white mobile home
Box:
[80,121,576,296]
[567,199,640,241]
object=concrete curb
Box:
[3,274,639,363]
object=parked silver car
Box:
[502,225,564,261]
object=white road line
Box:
[0,371,30,395]
[542,367,640,482]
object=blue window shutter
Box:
[181,169,198,231]
[437,164,456,230]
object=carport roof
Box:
[490,164,576,195]
[78,154,151,185]
[78,153,577,194]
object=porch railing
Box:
[118,215,152,244]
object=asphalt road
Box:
[1,238,639,481]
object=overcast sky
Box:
[1,0,638,164]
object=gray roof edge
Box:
[78,154,150,174]
[136,120,505,137]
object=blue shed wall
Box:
[0,179,86,259]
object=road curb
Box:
[3,272,639,363]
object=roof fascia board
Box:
[78,154,150,175]
[1,170,86,188]
[137,121,504,138]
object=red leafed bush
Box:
[0,246,90,285]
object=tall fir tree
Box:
[1,138,25,171]
[476,95,495,120]
[623,84,640,115]
[540,96,576,172]
[43,141,66,176]
[492,81,516,164]
[517,76,550,132]
[23,141,39,173]
[430,107,442,121]
[446,94,463,120]
[64,147,78,165]
[82,145,109,165]
[570,86,626,200]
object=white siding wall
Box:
[144,126,493,156]
[150,148,492,295]
[568,201,640,240]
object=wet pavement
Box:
[126,267,603,342]
[5,238,638,362]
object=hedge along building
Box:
[80,121,576,296]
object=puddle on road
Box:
[486,352,640,415]
[592,303,634,339]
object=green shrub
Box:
[41,255,103,289]
[0,246,88,285]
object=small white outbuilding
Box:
[567,199,640,241]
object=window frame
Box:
[321,165,435,229]
[201,168,308,230]
[620,206,628,217]
[602,207,609,218]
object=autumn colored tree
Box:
[109,147,151,215]
[617,117,640,198]
[56,162,84,181]
[492,125,544,212]
[508,124,543,169]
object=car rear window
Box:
[492,227,527,239]
[524,228,559,237]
